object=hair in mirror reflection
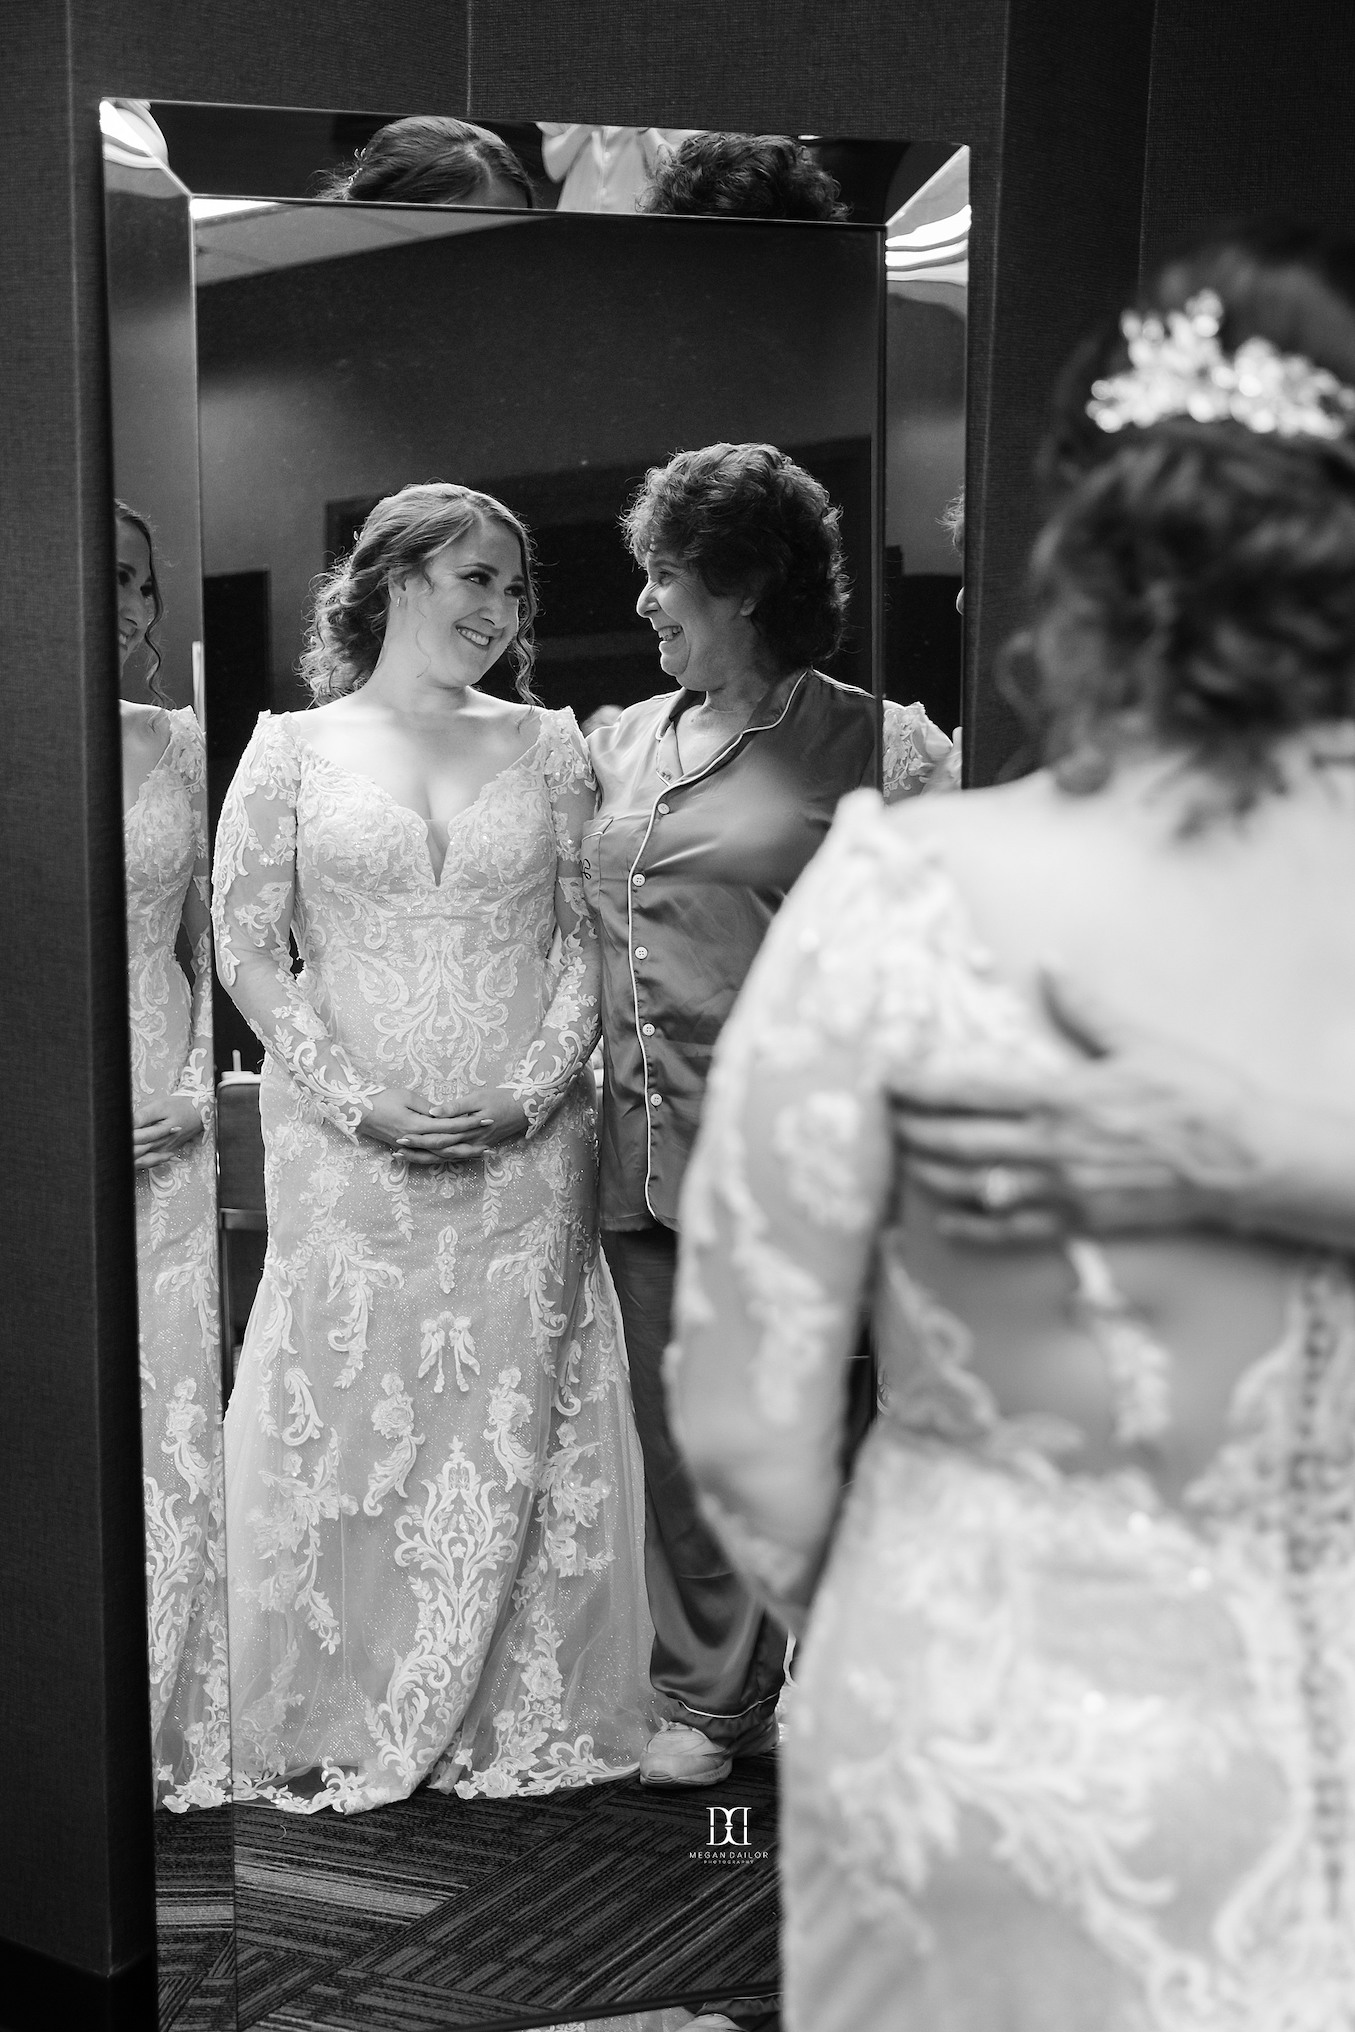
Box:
[638,132,849,221]
[299,482,540,704]
[621,443,850,670]
[315,116,537,208]
[115,496,170,702]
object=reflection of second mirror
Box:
[155,117,963,2032]
[203,191,878,2024]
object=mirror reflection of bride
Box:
[214,482,653,1813]
[118,499,231,1809]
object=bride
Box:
[119,500,230,1808]
[214,482,653,1811]
[672,222,1355,2028]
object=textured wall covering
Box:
[1142,0,1355,263]
[1,0,1163,2006]
[0,4,150,1998]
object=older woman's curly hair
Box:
[300,483,539,703]
[639,133,848,222]
[314,117,535,208]
[1015,218,1355,815]
[620,443,850,671]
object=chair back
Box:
[217,1072,264,1214]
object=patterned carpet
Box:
[228,1755,781,2030]
[155,1805,238,2031]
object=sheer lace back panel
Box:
[684,788,1348,1491]
[673,788,1355,2031]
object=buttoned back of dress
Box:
[587,671,877,1227]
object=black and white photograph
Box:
[4,8,1355,2032]
[102,93,964,2032]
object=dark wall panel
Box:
[466,0,1003,138]
[1143,0,1355,265]
[965,0,1157,779]
[0,7,150,1987]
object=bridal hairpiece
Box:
[1087,288,1355,440]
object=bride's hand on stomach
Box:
[360,1088,529,1164]
[133,1095,206,1170]
[418,1090,530,1160]
[357,1087,484,1168]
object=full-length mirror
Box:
[103,101,965,2032]
[103,102,236,2032]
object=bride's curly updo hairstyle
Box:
[300,483,539,704]
[1023,219,1355,812]
[620,442,850,671]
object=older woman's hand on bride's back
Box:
[891,968,1260,1244]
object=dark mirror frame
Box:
[1,2,1188,2023]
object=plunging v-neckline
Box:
[123,723,175,821]
[292,717,545,887]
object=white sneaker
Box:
[638,1723,733,1787]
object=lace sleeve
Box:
[670,792,937,1629]
[882,699,961,803]
[167,710,216,1128]
[211,715,381,1137]
[504,710,602,1138]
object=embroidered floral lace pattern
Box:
[675,790,1355,2031]
[125,707,231,1810]
[881,699,957,803]
[214,708,653,1810]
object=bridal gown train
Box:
[125,705,231,1808]
[213,706,653,1811]
[676,791,1355,2031]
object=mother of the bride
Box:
[585,440,957,1785]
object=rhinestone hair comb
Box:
[1087,288,1355,440]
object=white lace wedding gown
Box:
[125,705,231,1809]
[676,791,1355,2031]
[213,706,654,1811]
